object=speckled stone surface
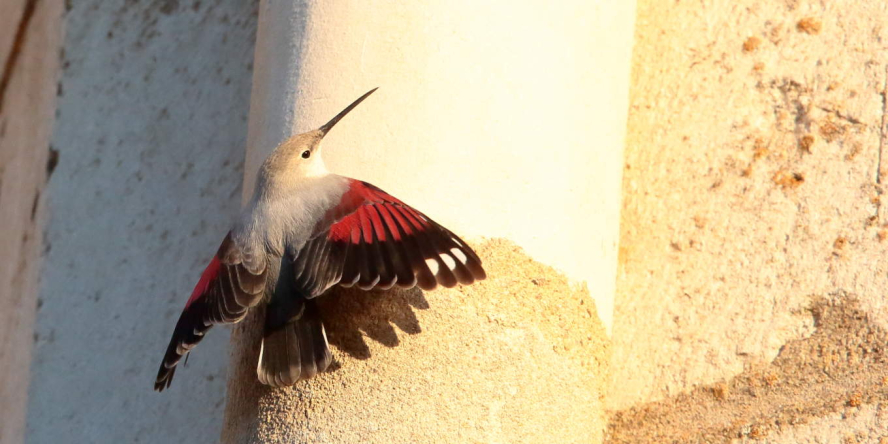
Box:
[25,1,257,443]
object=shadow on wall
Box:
[220,285,430,443]
[222,239,612,443]
[321,287,428,361]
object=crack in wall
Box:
[0,0,39,114]
[875,65,888,222]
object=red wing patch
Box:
[185,256,221,309]
[156,234,267,391]
[325,181,428,243]
[293,179,486,297]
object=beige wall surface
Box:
[0,1,64,444]
[609,0,888,442]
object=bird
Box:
[155,88,486,391]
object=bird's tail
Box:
[257,299,332,387]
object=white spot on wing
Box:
[440,253,456,270]
[320,324,329,345]
[257,340,266,385]
[257,340,265,367]
[450,248,468,264]
[425,258,440,275]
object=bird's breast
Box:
[237,174,351,258]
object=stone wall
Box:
[609,1,888,441]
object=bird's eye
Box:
[301,150,311,159]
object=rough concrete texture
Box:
[743,402,888,443]
[24,1,257,443]
[609,0,888,441]
[0,1,64,443]
[608,295,888,442]
[222,239,609,443]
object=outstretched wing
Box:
[288,180,486,298]
[154,233,267,391]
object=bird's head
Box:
[258,88,378,187]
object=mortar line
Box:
[878,65,888,185]
[876,65,888,222]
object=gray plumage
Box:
[155,89,485,391]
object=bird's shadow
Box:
[317,285,428,366]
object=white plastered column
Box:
[243,1,635,334]
[226,0,635,442]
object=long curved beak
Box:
[318,87,378,137]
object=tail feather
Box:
[258,299,332,387]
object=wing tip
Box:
[154,365,175,392]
